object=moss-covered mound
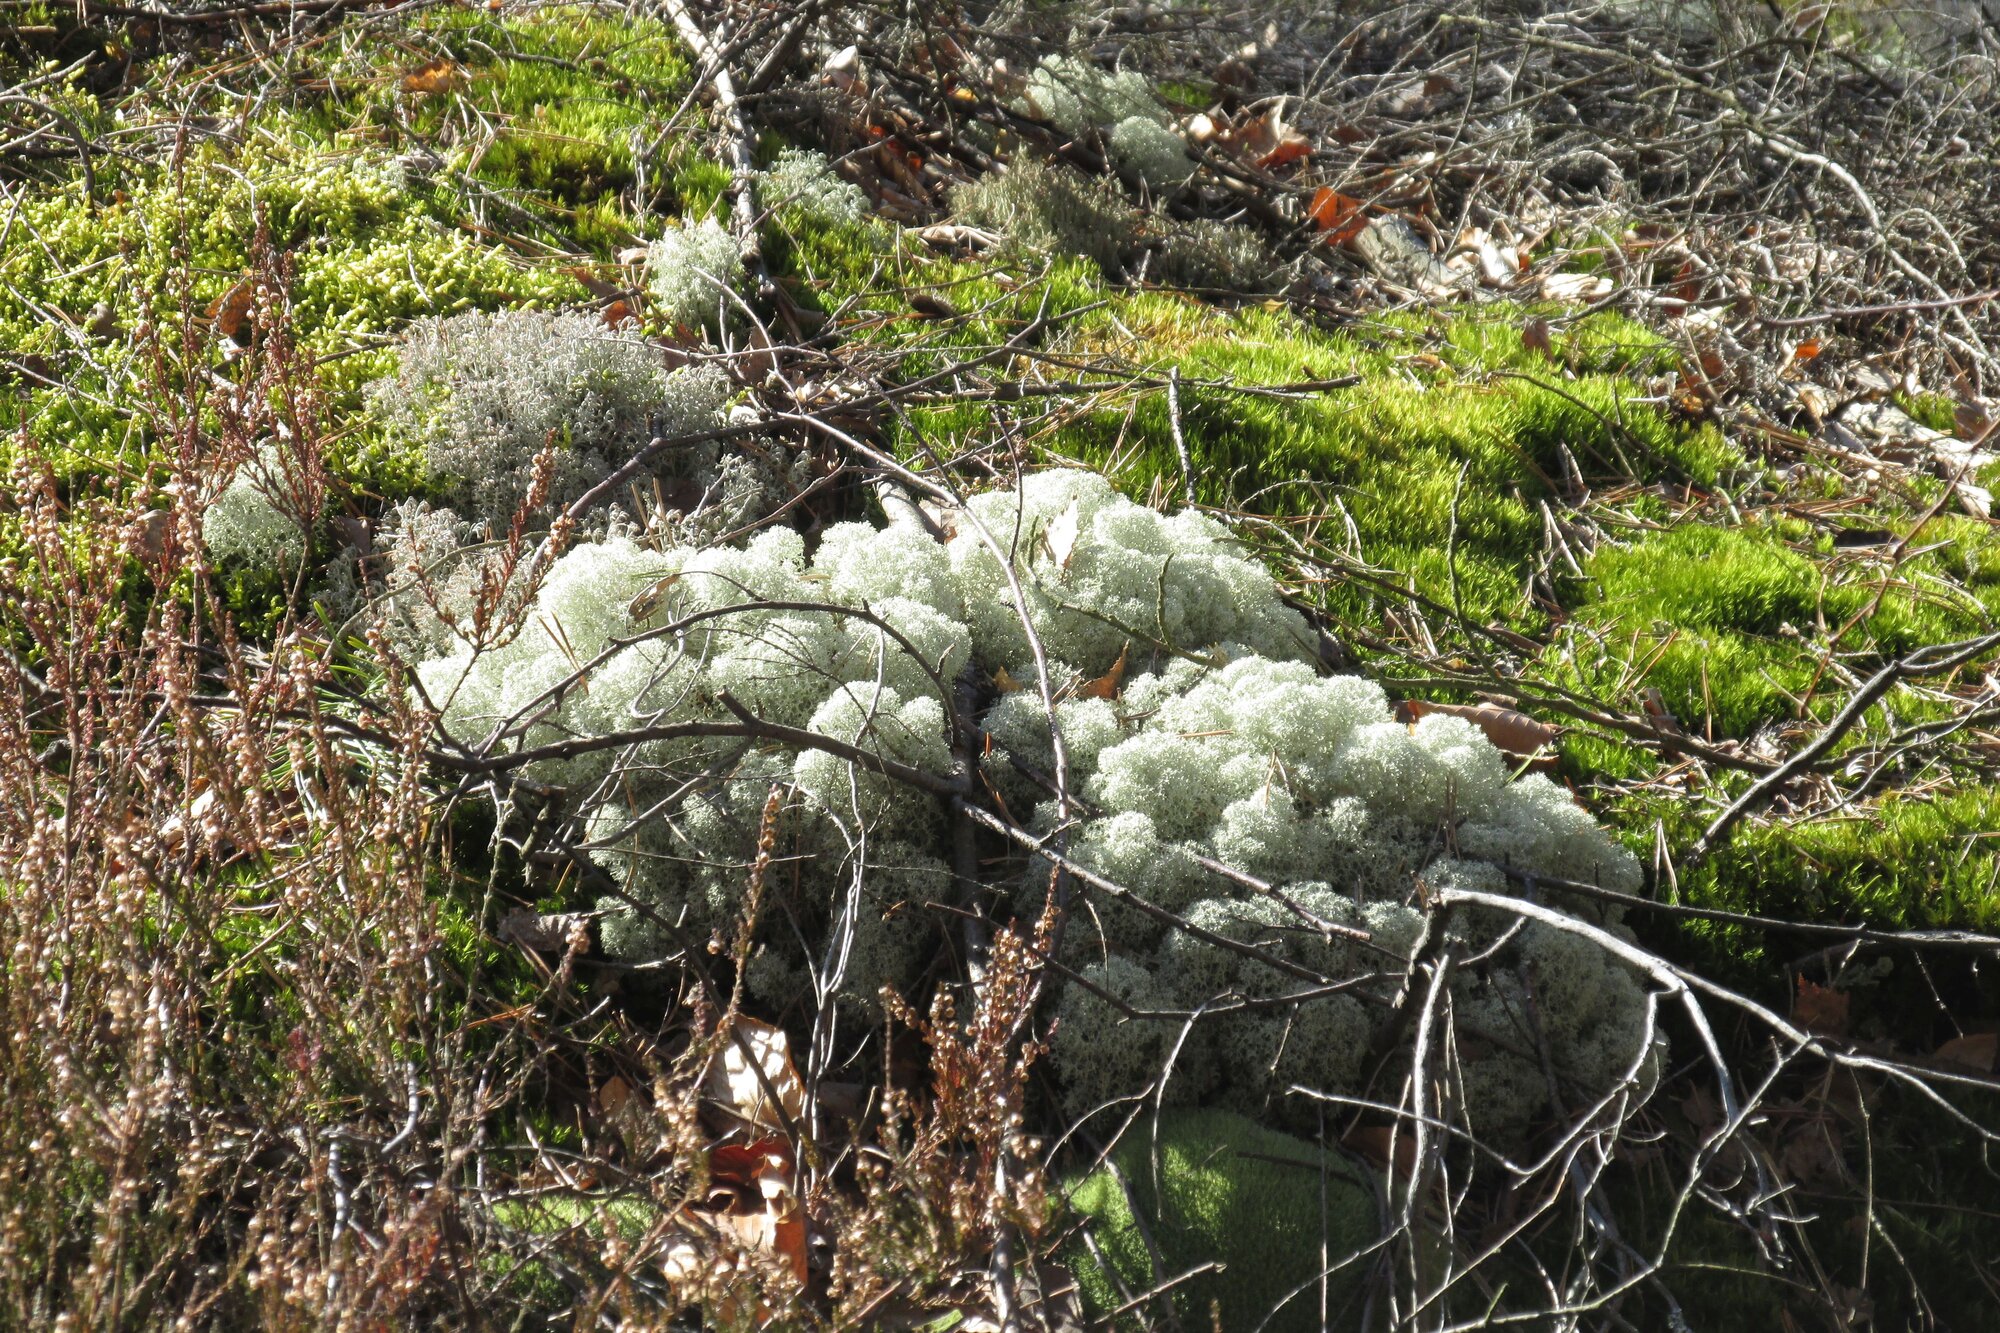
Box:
[1063,1110,1378,1332]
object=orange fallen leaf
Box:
[400,59,465,96]
[564,265,626,301]
[1235,105,1312,169]
[207,278,256,344]
[1075,641,1129,701]
[1343,1125,1417,1178]
[1638,689,1681,732]
[596,1075,633,1115]
[663,1138,809,1310]
[1793,976,1851,1040]
[1400,699,1561,755]
[1308,187,1367,245]
[1667,259,1703,305]
[1258,136,1311,170]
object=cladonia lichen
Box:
[411,469,1663,1132]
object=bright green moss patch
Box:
[493,1192,663,1239]
[1690,785,2000,932]
[1064,1110,1377,1333]
[1557,519,1993,739]
[381,7,694,252]
[1014,298,1737,628]
[0,125,575,477]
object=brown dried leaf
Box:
[662,1140,808,1313]
[596,1075,633,1115]
[1932,1031,1998,1072]
[702,1017,805,1133]
[1308,186,1367,245]
[1075,641,1129,701]
[1956,398,1996,443]
[1401,699,1561,755]
[1234,104,1311,169]
[1793,976,1851,1039]
[1781,1121,1847,1187]
[207,278,255,344]
[134,508,175,560]
[1343,1125,1416,1178]
[564,265,626,302]
[627,571,683,622]
[1639,688,1685,735]
[399,59,465,96]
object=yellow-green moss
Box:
[1063,1110,1377,1333]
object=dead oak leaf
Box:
[399,60,466,96]
[1074,641,1129,701]
[1932,1032,1998,1073]
[1308,187,1368,246]
[1793,976,1851,1040]
[1399,699,1561,756]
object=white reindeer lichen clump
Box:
[366,308,730,532]
[203,443,307,568]
[1024,54,1188,187]
[412,469,1663,1134]
[761,149,867,225]
[646,216,745,329]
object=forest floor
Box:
[6,0,2000,1328]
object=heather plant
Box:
[0,299,560,1324]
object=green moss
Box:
[1063,1110,1377,1333]
[1896,390,1959,435]
[1696,785,2000,931]
[413,9,691,251]
[0,137,578,475]
[982,298,1736,630]
[0,2,723,629]
[1556,519,1991,740]
[493,1191,662,1239]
